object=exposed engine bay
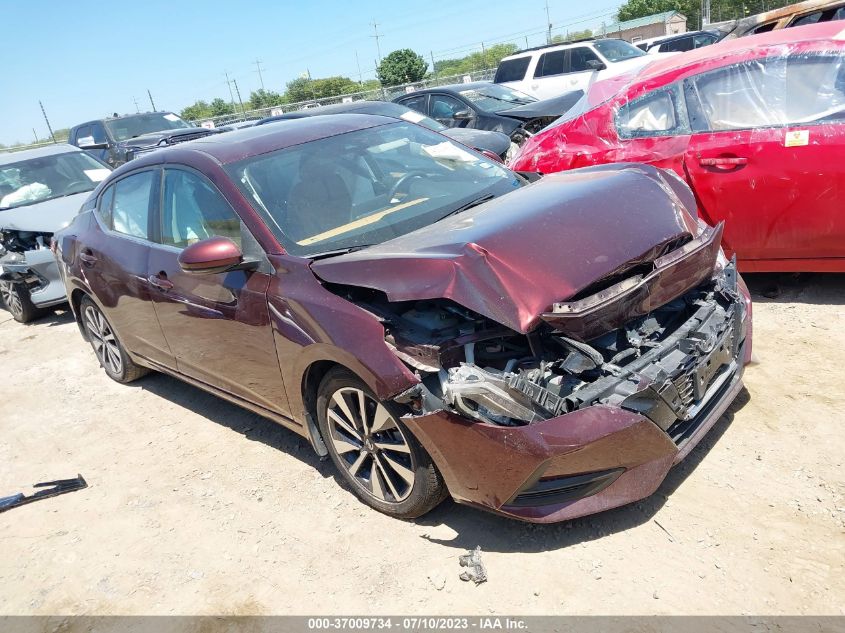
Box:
[332,260,746,434]
[0,229,52,255]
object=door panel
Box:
[148,167,288,414]
[684,126,845,261]
[81,171,174,368]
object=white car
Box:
[493,39,658,100]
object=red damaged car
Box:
[510,22,845,273]
[55,115,752,523]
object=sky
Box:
[1,0,623,145]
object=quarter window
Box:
[616,86,685,138]
[494,57,531,83]
[160,169,241,247]
[111,171,155,239]
[97,185,115,229]
[398,94,427,115]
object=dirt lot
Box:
[0,274,843,616]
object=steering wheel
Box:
[388,171,427,201]
[65,181,88,191]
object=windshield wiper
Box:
[440,194,495,220]
[308,244,374,260]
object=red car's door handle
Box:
[699,156,748,170]
[79,250,98,265]
[148,274,174,291]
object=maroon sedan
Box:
[55,115,752,523]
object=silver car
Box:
[0,144,111,322]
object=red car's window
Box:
[685,54,845,132]
[616,84,688,138]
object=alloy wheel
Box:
[84,305,123,375]
[0,281,23,319]
[326,387,415,503]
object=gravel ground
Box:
[0,273,843,615]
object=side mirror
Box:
[586,60,607,71]
[453,109,473,120]
[177,236,258,274]
[77,136,109,150]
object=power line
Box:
[545,0,552,44]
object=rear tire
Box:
[316,367,447,519]
[0,280,42,323]
[79,295,149,383]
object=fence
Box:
[0,68,498,153]
[190,68,498,128]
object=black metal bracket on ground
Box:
[0,474,87,513]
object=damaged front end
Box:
[325,221,750,521]
[0,228,66,309]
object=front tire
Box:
[316,367,447,519]
[0,280,42,323]
[80,295,148,383]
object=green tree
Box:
[210,98,235,117]
[433,43,517,77]
[615,0,798,29]
[551,29,593,43]
[284,75,360,103]
[248,89,284,109]
[180,100,214,120]
[377,49,428,86]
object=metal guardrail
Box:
[190,69,497,128]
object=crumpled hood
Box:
[497,90,585,120]
[311,163,701,333]
[123,127,217,148]
[0,191,89,232]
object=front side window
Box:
[430,95,466,120]
[494,57,531,83]
[616,85,685,138]
[227,122,520,257]
[593,39,646,62]
[569,47,603,72]
[664,35,695,53]
[0,151,110,210]
[685,55,845,132]
[397,94,427,115]
[160,169,241,247]
[534,50,567,78]
[110,171,155,239]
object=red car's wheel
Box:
[316,367,447,519]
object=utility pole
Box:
[481,42,486,69]
[700,0,711,27]
[232,78,246,114]
[371,20,383,63]
[355,50,364,86]
[147,89,157,111]
[32,128,38,144]
[224,71,235,107]
[430,50,436,74]
[525,35,529,48]
[132,96,140,113]
[254,59,265,90]
[545,0,552,44]
[39,101,56,143]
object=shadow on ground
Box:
[743,272,845,305]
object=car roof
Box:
[258,100,412,124]
[0,143,82,166]
[501,38,617,60]
[137,113,395,166]
[399,81,492,96]
[632,20,845,83]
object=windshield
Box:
[397,108,447,132]
[594,39,647,62]
[458,84,537,112]
[0,152,110,210]
[227,121,521,257]
[104,112,190,141]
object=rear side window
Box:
[664,35,695,53]
[494,57,531,83]
[616,85,686,138]
[685,55,845,132]
[534,50,567,78]
[97,184,115,228]
[111,171,156,239]
[398,94,427,114]
[160,169,241,247]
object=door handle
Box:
[79,249,98,265]
[148,274,174,291]
[699,156,748,170]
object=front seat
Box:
[285,155,352,243]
